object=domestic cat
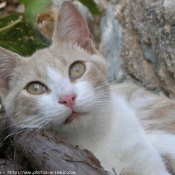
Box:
[0,1,175,174]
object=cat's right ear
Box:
[52,1,97,54]
[0,47,19,98]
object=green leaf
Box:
[0,13,51,56]
[78,0,101,15]
[19,0,51,27]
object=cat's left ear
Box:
[52,1,96,54]
[0,47,20,98]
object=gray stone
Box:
[100,6,123,82]
[130,0,175,97]
[141,39,157,64]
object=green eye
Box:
[69,62,85,79]
[27,82,47,95]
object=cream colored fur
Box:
[0,1,175,174]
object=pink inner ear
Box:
[54,2,92,47]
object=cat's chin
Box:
[64,112,84,125]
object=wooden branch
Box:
[0,121,109,175]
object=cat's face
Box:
[0,2,110,132]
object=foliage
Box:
[79,0,101,15]
[18,0,51,28]
[0,13,50,56]
[0,0,101,56]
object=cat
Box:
[0,1,175,175]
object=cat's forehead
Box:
[30,43,91,69]
[46,66,64,82]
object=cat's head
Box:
[0,2,110,133]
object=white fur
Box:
[107,95,170,174]
[37,67,170,174]
[147,131,175,171]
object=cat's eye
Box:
[69,62,85,79]
[27,82,47,95]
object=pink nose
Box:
[59,93,76,109]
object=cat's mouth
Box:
[64,112,80,124]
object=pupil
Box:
[33,84,39,91]
[73,65,79,72]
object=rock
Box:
[127,0,175,97]
[102,0,175,96]
[100,6,123,82]
[112,0,160,90]
[140,39,156,64]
